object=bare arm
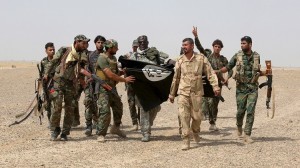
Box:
[103,68,134,83]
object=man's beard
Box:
[242,48,249,52]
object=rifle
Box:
[202,75,225,102]
[259,60,275,118]
[80,69,118,96]
[36,64,44,124]
[216,72,231,90]
[9,64,44,126]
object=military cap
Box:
[74,34,90,42]
[132,39,139,47]
[137,35,148,42]
[104,39,118,48]
[241,36,252,43]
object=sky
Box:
[0,0,299,67]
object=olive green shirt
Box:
[96,53,119,87]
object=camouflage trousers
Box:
[236,90,258,136]
[126,84,139,125]
[44,98,52,121]
[50,80,76,135]
[136,96,160,135]
[202,97,220,125]
[96,86,123,136]
[73,85,84,125]
[84,83,98,126]
[178,94,202,138]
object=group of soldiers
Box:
[40,27,266,150]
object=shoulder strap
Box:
[236,50,243,66]
[252,51,260,72]
[60,47,71,72]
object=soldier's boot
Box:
[110,125,127,138]
[97,135,106,143]
[50,127,61,141]
[209,124,219,131]
[244,135,254,144]
[181,137,190,151]
[141,133,150,142]
[60,133,68,141]
[193,133,201,143]
[85,125,92,136]
[131,124,139,131]
[130,124,138,131]
[237,126,243,139]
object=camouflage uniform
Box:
[125,40,140,126]
[45,35,89,139]
[95,53,123,136]
[169,52,220,149]
[202,53,230,126]
[73,84,84,126]
[84,50,100,132]
[128,47,161,140]
[226,50,261,136]
[126,82,139,125]
[73,50,101,128]
[40,57,54,121]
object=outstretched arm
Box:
[192,26,206,56]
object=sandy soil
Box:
[0,64,299,168]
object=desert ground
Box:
[0,62,299,168]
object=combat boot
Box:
[209,124,219,131]
[85,125,92,136]
[237,126,243,139]
[130,124,138,131]
[50,127,61,141]
[244,135,254,144]
[60,133,68,141]
[193,133,200,143]
[97,135,106,143]
[181,137,190,150]
[110,125,127,138]
[141,133,150,142]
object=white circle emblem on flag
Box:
[142,65,172,82]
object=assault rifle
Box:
[80,69,118,96]
[259,60,275,118]
[9,64,45,127]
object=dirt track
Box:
[0,65,299,168]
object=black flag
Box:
[118,56,217,111]
[119,56,174,111]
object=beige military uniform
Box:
[169,52,220,138]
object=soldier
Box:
[84,35,106,136]
[40,42,55,123]
[204,39,231,131]
[44,35,90,141]
[125,40,140,131]
[72,42,90,127]
[169,38,220,150]
[128,35,163,142]
[219,36,266,143]
[95,39,135,142]
[192,27,232,126]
